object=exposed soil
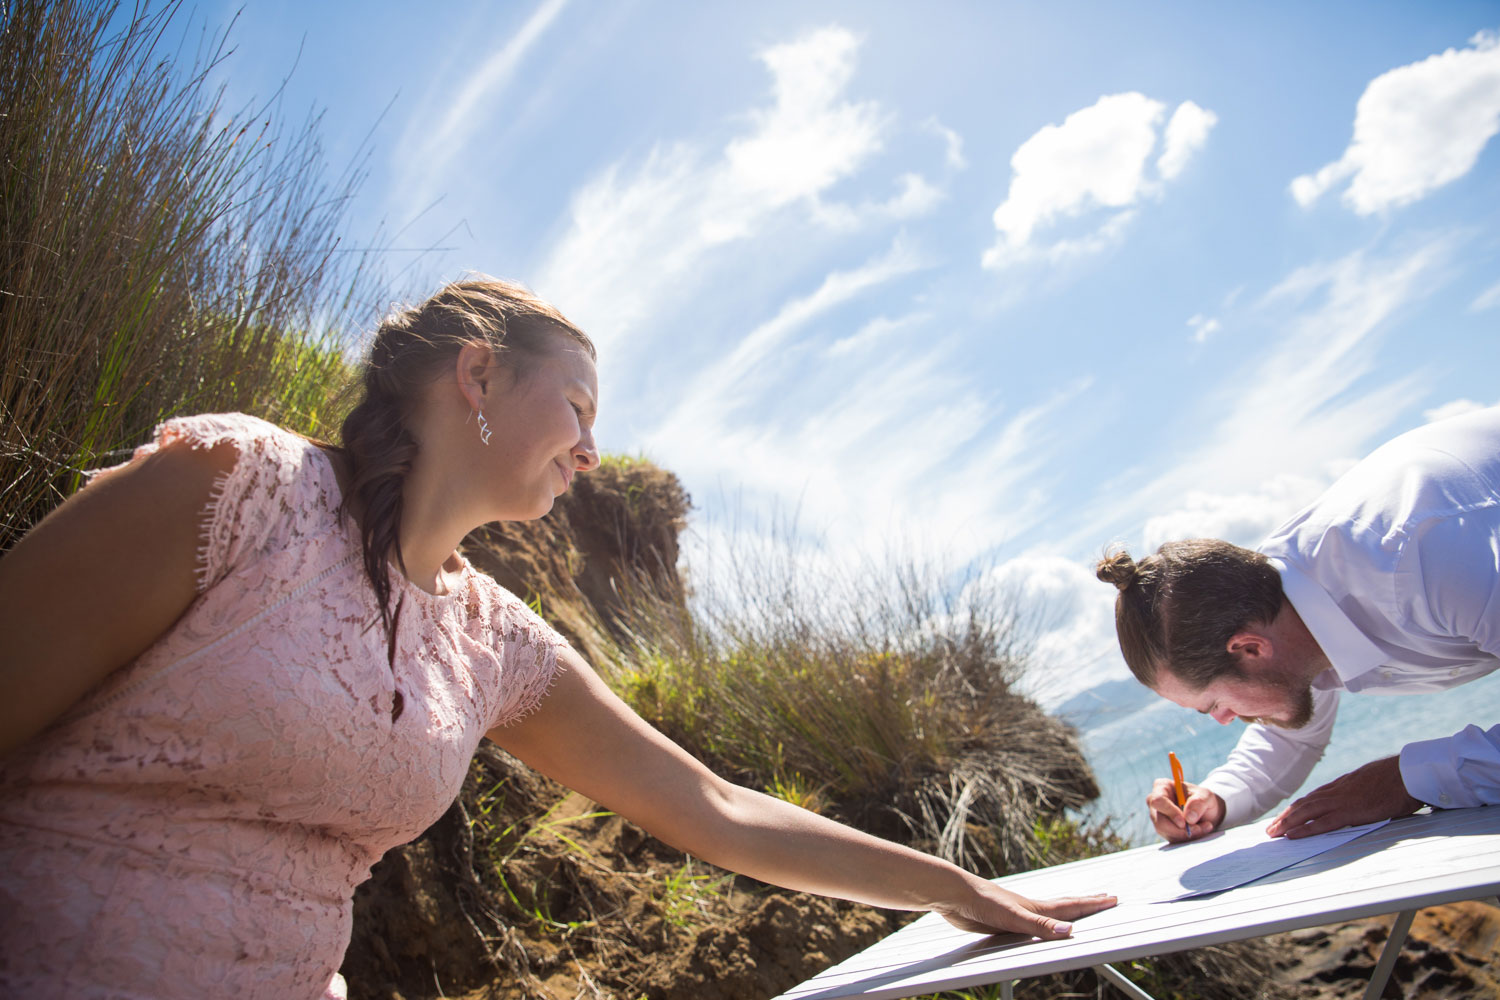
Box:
[1266,901,1500,999]
[341,749,893,1000]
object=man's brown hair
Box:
[1096,539,1284,689]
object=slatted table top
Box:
[776,807,1500,1000]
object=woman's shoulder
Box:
[147,411,318,464]
[128,412,341,590]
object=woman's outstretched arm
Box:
[489,648,1116,938]
[0,441,234,758]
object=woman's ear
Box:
[455,342,495,410]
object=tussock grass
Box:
[598,532,1101,878]
[0,0,381,549]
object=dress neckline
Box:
[307,440,472,606]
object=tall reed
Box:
[0,0,382,549]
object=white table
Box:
[775,807,1500,1000]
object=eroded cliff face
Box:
[460,458,691,667]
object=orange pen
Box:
[1168,751,1187,807]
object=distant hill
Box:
[1055,676,1158,732]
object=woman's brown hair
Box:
[1096,539,1284,689]
[336,277,595,660]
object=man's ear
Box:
[455,342,495,410]
[1226,629,1273,662]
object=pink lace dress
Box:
[0,413,567,998]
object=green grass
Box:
[0,0,383,548]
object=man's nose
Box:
[1210,706,1236,725]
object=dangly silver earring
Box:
[476,409,492,446]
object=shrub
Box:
[598,530,1101,878]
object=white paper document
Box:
[1110,819,1391,903]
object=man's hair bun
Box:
[1095,549,1138,591]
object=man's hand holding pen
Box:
[1148,755,1227,843]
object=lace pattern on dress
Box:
[2,412,574,998]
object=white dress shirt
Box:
[1200,406,1500,829]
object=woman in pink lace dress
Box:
[0,279,1113,998]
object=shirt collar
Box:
[1267,557,1386,684]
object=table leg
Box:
[1094,963,1160,1000]
[1362,909,1416,1000]
[1000,982,1012,1000]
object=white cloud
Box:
[984,553,1126,706]
[812,172,945,229]
[535,26,896,356]
[663,237,931,421]
[722,28,887,213]
[1157,100,1219,180]
[925,117,968,170]
[1472,279,1500,312]
[826,310,930,357]
[640,242,1087,558]
[983,93,1217,270]
[1186,313,1221,343]
[1139,470,1346,553]
[1424,397,1500,423]
[1290,30,1500,214]
[393,0,569,224]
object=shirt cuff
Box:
[1200,772,1256,829]
[1399,725,1498,810]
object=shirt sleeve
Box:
[1401,724,1500,809]
[1199,683,1341,828]
[1396,505,1500,806]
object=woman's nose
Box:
[574,430,599,472]
[1210,706,1236,725]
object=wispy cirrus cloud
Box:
[1127,241,1446,529]
[924,117,968,170]
[1472,278,1500,312]
[535,26,900,357]
[1291,30,1500,214]
[982,94,1216,270]
[639,238,1083,556]
[1021,240,1456,703]
[391,0,571,226]
[1186,313,1221,343]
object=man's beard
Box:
[1241,684,1315,729]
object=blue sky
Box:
[207,1,1500,703]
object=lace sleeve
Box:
[89,413,310,592]
[487,591,571,728]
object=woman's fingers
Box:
[939,889,1117,938]
[1033,893,1120,921]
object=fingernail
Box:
[1054,922,1073,935]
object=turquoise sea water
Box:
[1074,677,1500,846]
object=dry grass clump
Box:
[599,532,1101,878]
[1,0,381,549]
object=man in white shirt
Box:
[1096,406,1500,841]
